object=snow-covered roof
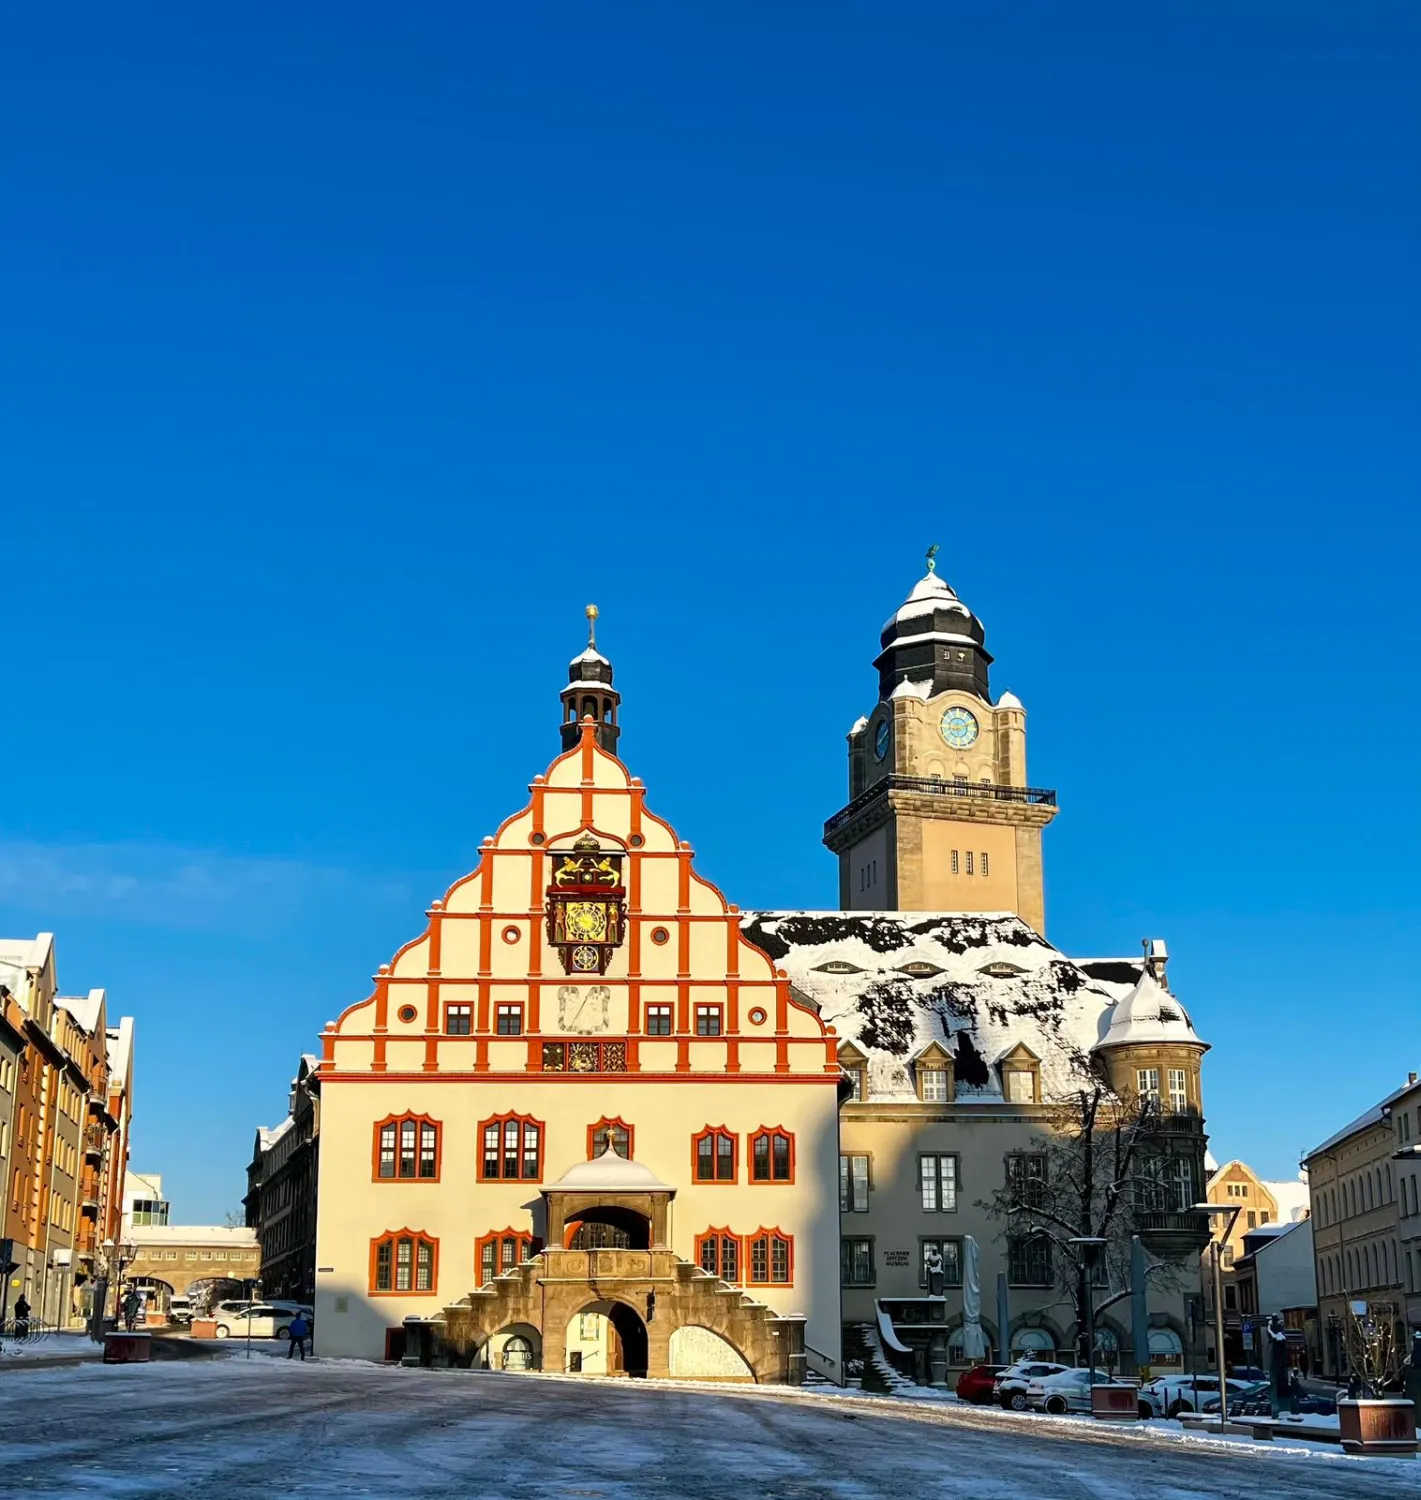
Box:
[569,646,610,668]
[742,911,1145,1104]
[257,1116,297,1152]
[546,1147,673,1193]
[997,690,1023,709]
[1306,1082,1415,1159]
[565,678,617,694]
[1094,970,1208,1052]
[128,1225,259,1248]
[1262,1176,1312,1223]
[56,988,105,1035]
[889,678,933,700]
[882,572,974,634]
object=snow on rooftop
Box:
[127,1224,259,1247]
[547,1147,672,1193]
[882,572,974,634]
[997,690,1022,709]
[1306,1081,1416,1159]
[569,647,610,667]
[743,911,1135,1104]
[889,678,933,700]
[56,989,104,1034]
[1095,970,1207,1051]
[1262,1176,1312,1223]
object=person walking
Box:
[286,1311,310,1361]
[13,1294,30,1339]
[121,1288,140,1333]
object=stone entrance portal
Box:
[402,1149,807,1383]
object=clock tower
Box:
[823,560,1058,932]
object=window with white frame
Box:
[919,1154,959,1213]
[1167,1068,1188,1112]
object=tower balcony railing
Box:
[825,775,1057,836]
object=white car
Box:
[213,1305,306,1340]
[993,1360,1073,1411]
[1025,1368,1139,1416]
[1139,1374,1255,1418]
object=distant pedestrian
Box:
[286,1312,310,1360]
[121,1288,140,1332]
[13,1295,30,1339]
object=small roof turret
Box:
[544,1146,674,1194]
[1094,969,1208,1053]
[560,604,621,755]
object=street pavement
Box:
[0,1353,1411,1499]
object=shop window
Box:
[373,1114,441,1182]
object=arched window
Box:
[370,1229,438,1295]
[588,1118,634,1159]
[1147,1328,1183,1368]
[695,1228,741,1283]
[581,696,597,720]
[692,1126,737,1183]
[476,1228,537,1285]
[1009,1327,1055,1359]
[749,1127,794,1184]
[373,1113,441,1181]
[479,1114,544,1182]
[502,1334,535,1371]
[747,1228,793,1285]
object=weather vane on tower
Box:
[925,543,939,574]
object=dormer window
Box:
[838,1042,869,1103]
[815,960,865,975]
[997,1043,1042,1105]
[913,1042,954,1104]
[1005,1070,1036,1104]
[921,1068,950,1103]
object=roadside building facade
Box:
[1389,1075,1421,1335]
[127,1225,262,1314]
[246,1054,321,1304]
[0,936,133,1328]
[1305,1081,1409,1379]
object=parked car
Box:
[213,1305,304,1340]
[1227,1364,1268,1383]
[994,1360,1072,1411]
[1201,1381,1270,1416]
[1139,1374,1258,1418]
[1025,1368,1139,1416]
[955,1364,1007,1405]
[214,1299,313,1320]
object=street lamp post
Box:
[1193,1202,1240,1425]
[1069,1238,1108,1392]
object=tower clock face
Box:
[939,706,979,749]
[874,719,890,762]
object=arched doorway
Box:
[607,1302,649,1378]
[564,1207,650,1250]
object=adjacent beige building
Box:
[1305,1080,1410,1378]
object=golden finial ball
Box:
[586,603,598,620]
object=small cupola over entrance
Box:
[560,604,621,754]
[543,1147,676,1250]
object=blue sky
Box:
[2,4,1416,1220]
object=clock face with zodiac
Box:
[939,706,979,749]
[564,901,609,942]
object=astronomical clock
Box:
[545,833,626,975]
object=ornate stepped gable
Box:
[320,719,835,1080]
[741,911,1172,1103]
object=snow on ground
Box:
[0,1330,98,1363]
[0,1353,1412,1500]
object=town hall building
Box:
[311,567,1211,1384]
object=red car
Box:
[955,1364,1007,1405]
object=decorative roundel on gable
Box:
[397,1005,418,1023]
[502,925,521,944]
[748,1006,768,1025]
[650,927,670,945]
[874,718,891,762]
[939,706,979,749]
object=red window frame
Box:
[477,1113,545,1182]
[694,1004,723,1036]
[444,1003,472,1035]
[586,1117,635,1159]
[474,1228,539,1286]
[747,1227,794,1286]
[748,1126,795,1184]
[694,1227,742,1284]
[691,1125,737,1184]
[495,1003,524,1036]
[644,1004,673,1036]
[372,1113,442,1183]
[369,1229,439,1296]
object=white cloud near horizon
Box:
[0,837,431,933]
